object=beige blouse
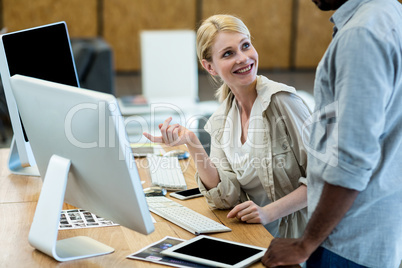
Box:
[196,75,311,239]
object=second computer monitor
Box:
[0,21,79,174]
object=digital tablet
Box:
[161,235,266,268]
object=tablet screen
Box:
[162,235,266,267]
[175,237,262,265]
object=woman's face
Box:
[202,31,258,90]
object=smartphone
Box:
[170,188,203,200]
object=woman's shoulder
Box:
[256,75,298,111]
[256,75,296,95]
[270,91,312,116]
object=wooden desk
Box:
[0,148,273,267]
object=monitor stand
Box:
[8,136,40,176]
[28,154,114,261]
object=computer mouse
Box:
[164,150,190,160]
[143,186,167,197]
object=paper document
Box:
[59,209,119,230]
[127,236,210,268]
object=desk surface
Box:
[0,148,273,267]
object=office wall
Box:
[1,0,98,37]
[4,1,397,72]
[103,0,196,71]
[294,1,333,68]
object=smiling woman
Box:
[196,15,256,103]
[201,30,258,105]
[143,14,311,241]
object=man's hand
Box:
[261,238,312,267]
[261,183,359,267]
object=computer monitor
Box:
[0,21,79,176]
[10,74,154,261]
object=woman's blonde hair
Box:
[196,15,251,102]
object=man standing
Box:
[262,0,402,267]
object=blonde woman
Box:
[144,14,310,238]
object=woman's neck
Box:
[231,79,258,116]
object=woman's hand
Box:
[143,117,220,190]
[227,201,273,225]
[143,117,194,147]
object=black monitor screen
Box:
[2,22,79,142]
[2,22,79,88]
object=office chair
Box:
[71,38,115,95]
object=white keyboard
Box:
[146,196,232,235]
[147,155,187,190]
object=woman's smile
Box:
[234,64,254,75]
